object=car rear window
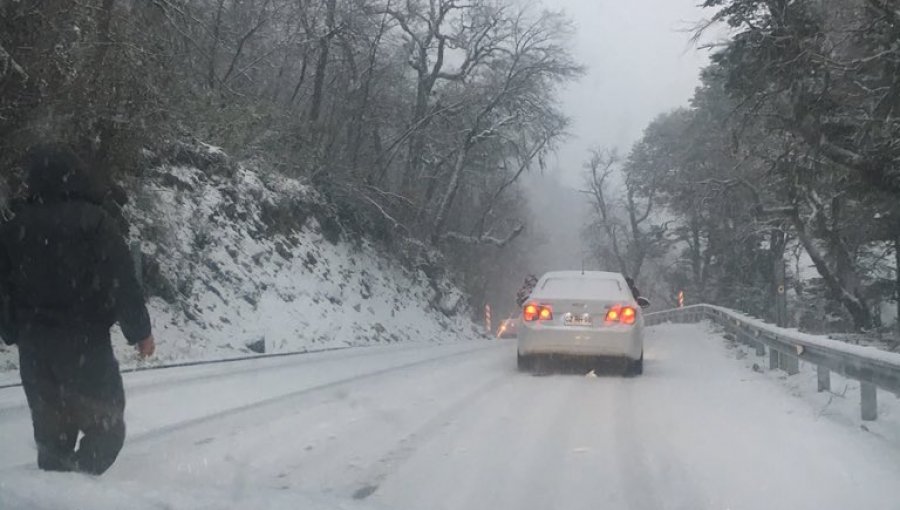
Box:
[534,277,627,300]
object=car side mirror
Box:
[637,297,651,309]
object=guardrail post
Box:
[769,349,779,370]
[735,329,746,346]
[861,383,877,421]
[817,366,830,392]
[755,339,765,357]
[780,353,800,375]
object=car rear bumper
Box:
[517,324,643,360]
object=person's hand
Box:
[136,335,156,358]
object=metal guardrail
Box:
[0,344,356,390]
[646,304,900,421]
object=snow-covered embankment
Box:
[0,148,482,376]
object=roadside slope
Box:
[0,148,482,375]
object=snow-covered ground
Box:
[2,322,899,510]
[0,157,481,380]
[710,321,900,446]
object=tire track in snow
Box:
[0,342,471,417]
[128,342,499,445]
[612,376,712,510]
[348,368,518,500]
[105,341,515,494]
[122,343,462,395]
[0,342,502,472]
[366,361,597,510]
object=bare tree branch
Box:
[441,224,525,247]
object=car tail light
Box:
[605,307,620,323]
[605,305,637,325]
[539,306,553,321]
[621,306,636,325]
[524,304,553,322]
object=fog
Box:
[522,0,713,274]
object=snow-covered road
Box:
[2,323,900,510]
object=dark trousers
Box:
[18,325,126,475]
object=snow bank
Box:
[696,320,900,446]
[0,471,374,510]
[0,154,483,378]
[658,304,900,366]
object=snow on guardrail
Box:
[646,304,900,421]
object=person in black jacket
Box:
[0,145,155,475]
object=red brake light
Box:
[605,306,620,323]
[524,304,553,322]
[621,306,636,325]
[539,306,553,321]
[605,305,637,325]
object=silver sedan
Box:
[517,271,648,375]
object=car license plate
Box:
[564,313,591,326]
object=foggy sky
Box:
[521,1,713,273]
[552,0,712,185]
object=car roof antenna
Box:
[580,238,585,275]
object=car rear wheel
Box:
[517,352,532,372]
[626,353,643,377]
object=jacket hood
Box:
[24,145,105,205]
